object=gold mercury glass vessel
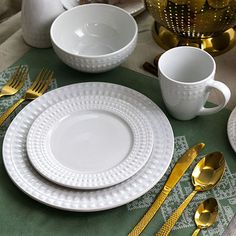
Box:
[145,0,236,55]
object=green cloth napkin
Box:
[0,49,235,236]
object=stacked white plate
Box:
[228,106,236,153]
[3,82,174,211]
[60,0,145,16]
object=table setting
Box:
[0,0,236,235]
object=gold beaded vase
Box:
[145,0,236,55]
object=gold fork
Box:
[0,65,28,98]
[0,68,54,126]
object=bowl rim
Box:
[50,3,138,58]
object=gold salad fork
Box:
[0,68,54,126]
[0,65,28,98]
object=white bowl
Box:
[50,3,138,73]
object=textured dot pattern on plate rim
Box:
[27,95,154,189]
[227,107,236,153]
[3,82,174,211]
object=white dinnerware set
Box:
[15,0,236,213]
[2,82,175,211]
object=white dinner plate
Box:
[3,82,174,212]
[60,0,145,16]
[27,95,153,189]
[227,106,236,153]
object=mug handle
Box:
[198,80,231,116]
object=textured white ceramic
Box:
[158,46,231,120]
[227,106,236,153]
[50,4,138,73]
[60,0,145,16]
[27,95,153,189]
[21,0,65,48]
[3,82,174,212]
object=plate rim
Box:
[26,95,154,189]
[60,0,145,16]
[3,82,174,212]
[227,106,236,153]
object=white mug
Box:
[158,46,231,120]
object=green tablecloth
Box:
[0,49,235,236]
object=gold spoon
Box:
[192,198,218,236]
[156,152,225,236]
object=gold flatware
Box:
[0,65,28,98]
[128,143,205,236]
[0,68,53,126]
[156,152,225,236]
[192,198,218,236]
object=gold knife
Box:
[128,143,205,236]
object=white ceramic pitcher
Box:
[22,0,65,48]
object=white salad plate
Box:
[3,82,174,212]
[27,95,153,189]
[60,0,145,16]
[227,106,236,153]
